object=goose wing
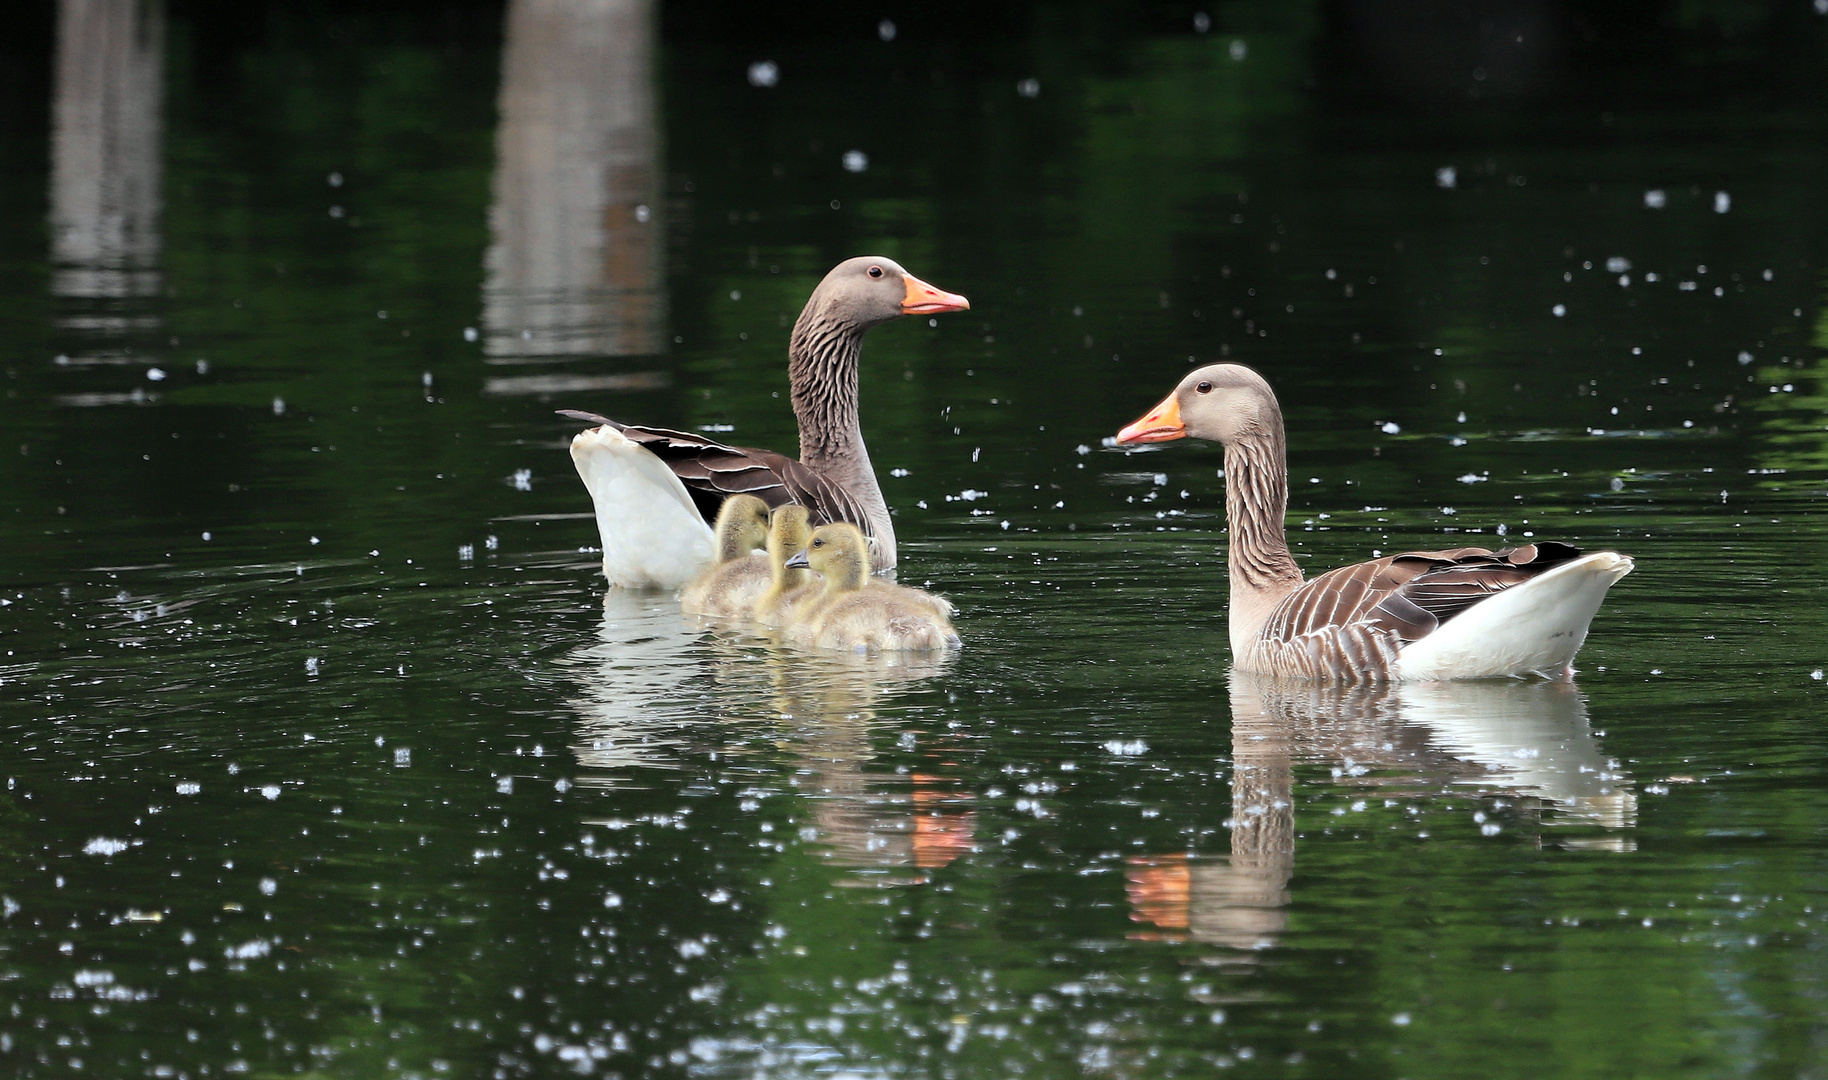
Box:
[556,411,877,538]
[1264,542,1584,645]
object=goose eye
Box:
[812,538,824,547]
[867,266,884,279]
[1196,381,1213,394]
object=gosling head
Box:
[1113,363,1280,447]
[804,256,969,332]
[766,504,813,575]
[712,494,771,563]
[784,523,872,593]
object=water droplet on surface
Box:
[1229,38,1247,60]
[1193,11,1210,32]
[841,150,868,173]
[1435,166,1457,189]
[1552,303,1567,317]
[746,61,779,88]
[463,326,478,342]
[1713,190,1731,213]
[878,19,896,41]
[1643,189,1667,209]
[1016,78,1040,98]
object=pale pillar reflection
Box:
[484,0,665,364]
[49,0,166,330]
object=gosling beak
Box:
[1115,392,1186,444]
[784,549,810,569]
[901,273,970,314]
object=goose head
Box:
[710,494,771,562]
[806,256,969,331]
[1114,363,1279,446]
[785,523,872,593]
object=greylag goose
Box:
[561,256,969,588]
[752,504,815,628]
[1114,363,1633,681]
[783,524,960,652]
[679,494,771,617]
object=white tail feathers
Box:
[570,425,714,589]
[1393,552,1634,681]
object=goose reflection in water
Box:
[561,592,971,878]
[1127,673,1637,951]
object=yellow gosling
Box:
[752,505,817,627]
[680,494,771,617]
[784,523,960,652]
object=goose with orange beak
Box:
[562,257,968,589]
[1115,363,1632,681]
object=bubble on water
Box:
[1392,1013,1412,1026]
[1738,351,1754,365]
[421,371,433,388]
[147,367,166,382]
[497,776,513,794]
[327,172,343,188]
[201,531,212,541]
[1435,166,1457,189]
[73,970,114,987]
[83,837,130,856]
[1380,421,1401,434]
[878,18,896,41]
[1606,257,1631,273]
[485,535,499,550]
[272,397,286,415]
[176,782,199,795]
[1153,473,1168,486]
[1458,473,1487,484]
[1481,822,1502,836]
[463,326,478,342]
[1643,189,1666,209]
[1552,303,1567,317]
[1193,11,1210,32]
[458,544,474,560]
[1440,506,1457,515]
[260,785,281,800]
[1713,191,1731,213]
[225,939,270,960]
[1496,523,1508,536]
[1610,477,1625,492]
[634,203,651,223]
[1104,739,1148,756]
[1812,669,1823,680]
[604,892,622,909]
[394,747,412,768]
[305,656,319,676]
[746,60,779,88]
[258,878,277,896]
[1017,78,1040,98]
[841,150,868,173]
[1456,411,1467,423]
[1229,38,1247,60]
[195,359,209,374]
[512,468,533,491]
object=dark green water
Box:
[3,2,1828,1076]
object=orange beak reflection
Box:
[901,273,970,314]
[1115,392,1186,444]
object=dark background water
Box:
[2,1,1827,1076]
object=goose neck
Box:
[788,313,865,466]
[1222,431,1303,601]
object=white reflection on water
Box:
[484,0,666,363]
[49,0,165,340]
[1128,673,1636,950]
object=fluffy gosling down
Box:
[784,524,960,652]
[752,504,815,628]
[679,495,772,617]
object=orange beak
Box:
[1115,392,1186,444]
[901,273,970,314]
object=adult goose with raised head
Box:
[1114,363,1633,681]
[562,256,968,588]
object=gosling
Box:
[679,494,771,617]
[784,523,960,652]
[752,504,816,627]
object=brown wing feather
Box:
[558,414,879,544]
[1265,542,1583,646]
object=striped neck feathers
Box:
[788,303,866,469]
[1222,427,1302,593]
